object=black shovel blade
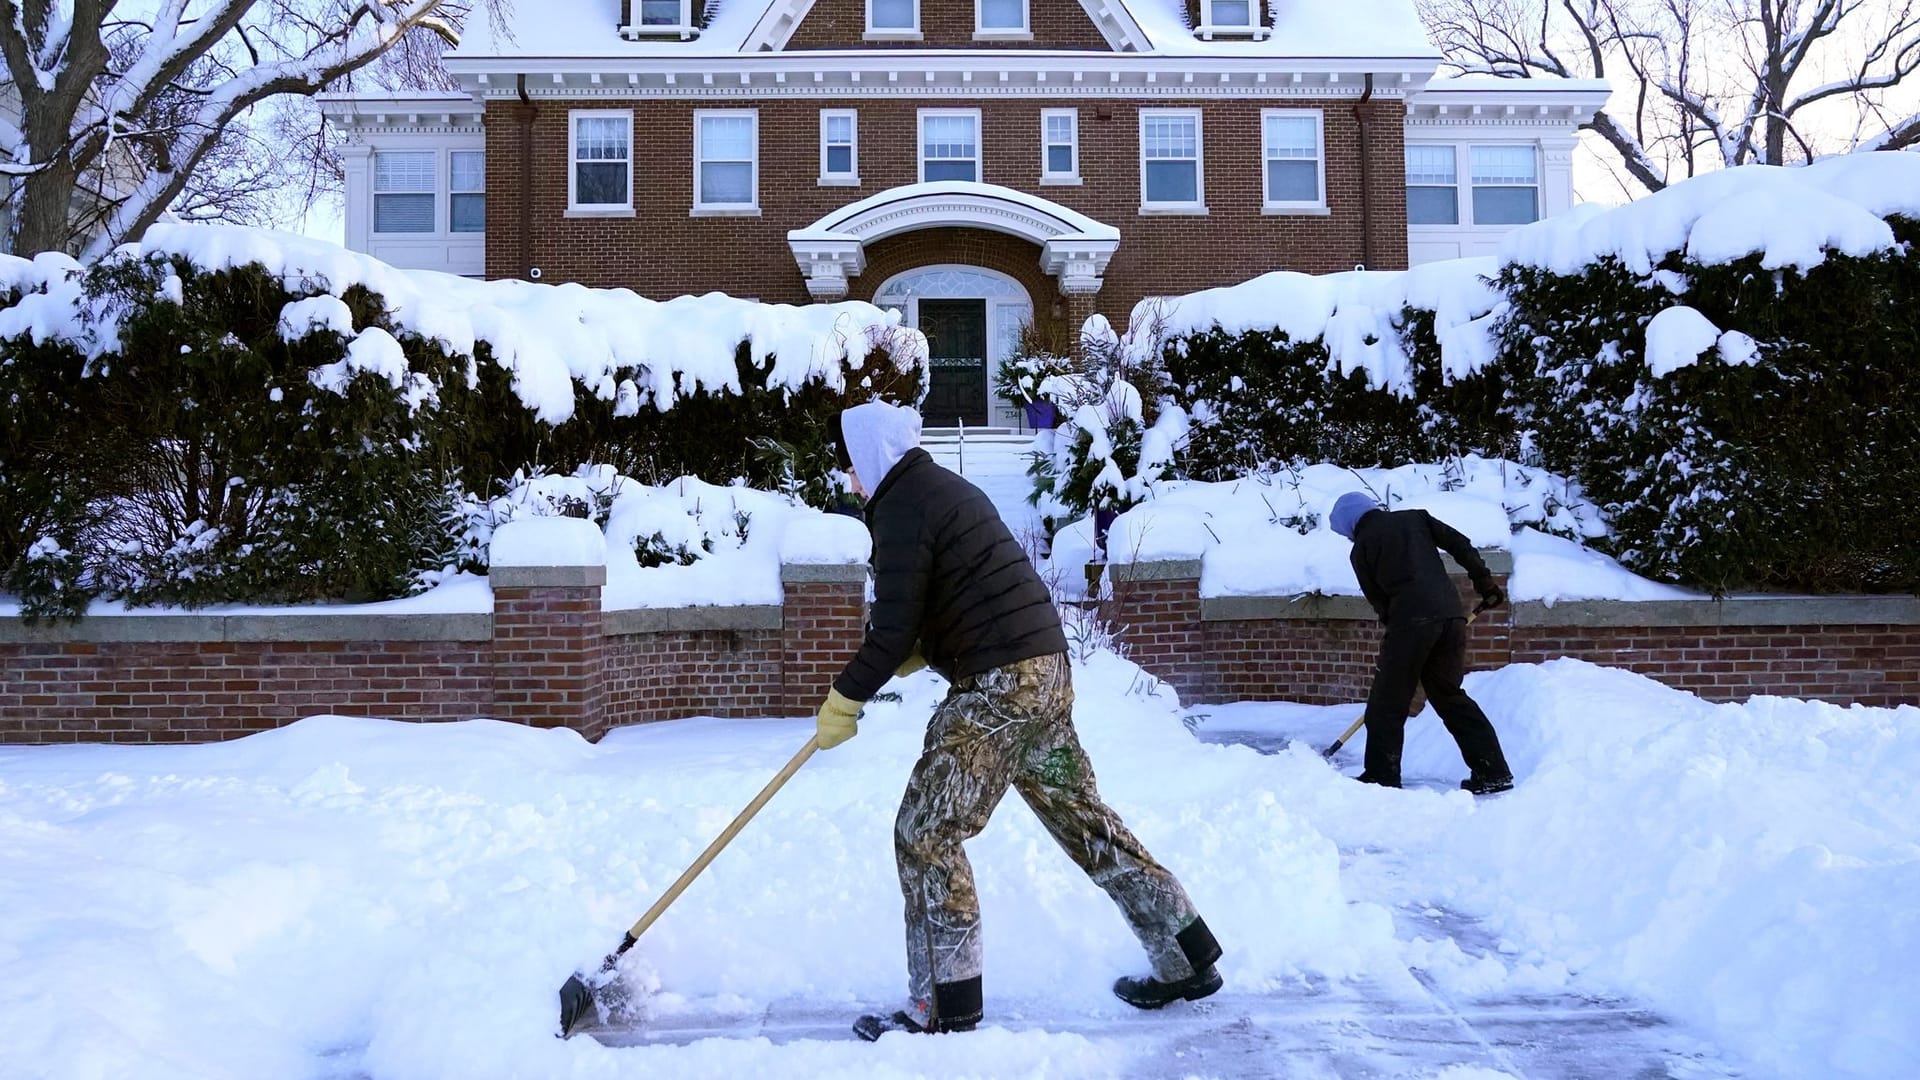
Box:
[558,972,595,1038]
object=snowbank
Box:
[4,654,1914,1078]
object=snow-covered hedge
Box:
[0,228,925,614]
[1500,154,1920,593]
[1133,153,1920,593]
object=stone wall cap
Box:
[608,604,783,634]
[781,561,869,583]
[490,564,608,589]
[1108,558,1203,582]
[0,611,492,643]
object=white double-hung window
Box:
[695,110,758,212]
[1405,145,1459,225]
[1140,108,1203,211]
[1261,109,1324,211]
[868,0,918,35]
[820,110,858,185]
[1206,0,1252,28]
[920,109,981,183]
[373,151,434,234]
[1041,109,1078,183]
[634,0,691,30]
[1470,145,1539,224]
[569,110,632,212]
[449,150,485,233]
[977,0,1028,36]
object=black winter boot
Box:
[853,977,982,1041]
[1461,773,1514,796]
[1113,917,1225,1010]
[1354,770,1402,788]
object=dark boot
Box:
[1461,773,1514,796]
[1113,917,1224,1010]
[1354,770,1402,788]
[853,977,981,1041]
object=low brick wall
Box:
[0,562,868,745]
[1102,556,1920,708]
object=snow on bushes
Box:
[0,228,925,615]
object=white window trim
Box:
[1260,107,1328,215]
[1040,108,1080,186]
[693,108,760,216]
[865,0,922,40]
[919,107,983,185]
[819,109,859,187]
[371,149,436,236]
[448,149,486,234]
[624,0,695,37]
[1404,142,1463,227]
[1467,142,1542,226]
[1138,107,1206,214]
[1196,0,1268,40]
[567,109,635,216]
[974,0,1032,40]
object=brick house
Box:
[320,0,1606,426]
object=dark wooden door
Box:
[918,299,989,426]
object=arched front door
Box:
[873,266,1032,428]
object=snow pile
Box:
[0,225,926,425]
[1643,306,1762,377]
[1047,457,1692,603]
[461,467,868,609]
[1502,153,1920,276]
[4,653,1914,1077]
[1136,257,1505,393]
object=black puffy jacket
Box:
[833,448,1067,702]
[1349,508,1492,626]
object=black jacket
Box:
[1349,508,1492,626]
[833,448,1068,701]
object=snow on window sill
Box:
[620,24,701,41]
[1138,204,1209,216]
[818,176,862,187]
[564,207,636,218]
[691,206,763,217]
[1262,204,1331,216]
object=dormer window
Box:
[1198,0,1267,39]
[867,0,920,39]
[626,0,695,37]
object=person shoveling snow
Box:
[817,401,1225,1040]
[1329,491,1515,795]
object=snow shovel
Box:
[1320,602,1490,760]
[557,735,820,1038]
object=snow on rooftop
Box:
[449,0,1437,59]
[1419,74,1612,95]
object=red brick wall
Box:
[1205,619,1379,704]
[482,95,1408,329]
[1509,626,1920,704]
[0,640,493,744]
[786,0,1112,49]
[605,629,784,723]
[781,578,870,714]
[492,584,610,738]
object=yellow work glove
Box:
[896,645,928,678]
[815,688,862,750]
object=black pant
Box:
[1362,617,1511,783]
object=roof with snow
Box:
[448,0,1439,59]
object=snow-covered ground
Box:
[3,651,1914,1079]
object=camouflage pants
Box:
[894,651,1203,1003]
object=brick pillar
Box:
[1103,559,1209,702]
[489,519,608,739]
[780,562,868,716]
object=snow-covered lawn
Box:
[2,653,1914,1079]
